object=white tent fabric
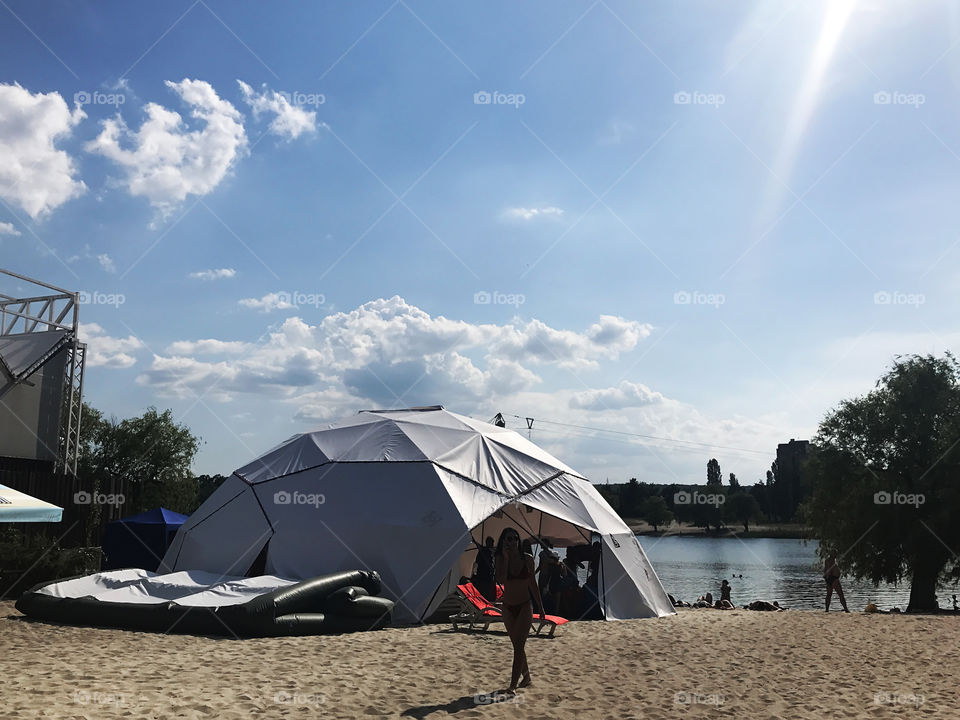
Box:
[0,483,63,522]
[35,569,296,606]
[161,407,674,623]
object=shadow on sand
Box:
[401,691,519,718]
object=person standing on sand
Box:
[471,537,496,603]
[495,528,545,694]
[720,579,731,604]
[823,552,849,612]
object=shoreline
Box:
[627,521,813,539]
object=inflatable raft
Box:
[15,568,394,636]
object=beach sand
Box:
[2,601,958,719]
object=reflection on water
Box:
[636,536,919,611]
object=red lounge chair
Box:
[450,583,568,637]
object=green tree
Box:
[802,354,960,612]
[725,492,761,532]
[620,478,641,517]
[728,472,739,489]
[640,495,674,532]
[78,405,201,517]
[707,458,722,487]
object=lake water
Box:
[635,536,926,611]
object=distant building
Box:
[774,439,813,521]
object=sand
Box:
[2,601,958,719]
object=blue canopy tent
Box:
[101,508,188,571]
[0,483,62,522]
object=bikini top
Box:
[506,557,531,580]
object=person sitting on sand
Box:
[495,528,545,694]
[823,553,849,613]
[720,580,731,604]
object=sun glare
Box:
[761,0,858,226]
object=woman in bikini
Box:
[823,552,849,612]
[494,527,545,693]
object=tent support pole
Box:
[420,575,447,623]
[599,535,607,619]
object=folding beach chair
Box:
[450,583,569,637]
[450,582,504,632]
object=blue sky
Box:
[2,1,958,484]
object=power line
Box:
[503,413,771,457]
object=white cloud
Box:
[237,81,317,140]
[189,267,236,281]
[86,79,247,220]
[79,323,144,368]
[166,339,249,355]
[0,221,21,236]
[0,83,86,218]
[238,292,297,312]
[138,297,650,414]
[97,253,116,273]
[503,206,564,221]
[490,316,652,369]
[570,380,665,410]
[504,387,783,485]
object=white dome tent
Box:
[160,407,675,624]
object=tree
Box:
[707,458,722,487]
[725,492,761,532]
[595,483,620,512]
[640,495,674,532]
[802,354,960,612]
[728,472,739,489]
[78,405,201,516]
[620,478,642,517]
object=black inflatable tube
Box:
[325,587,396,619]
[271,612,391,636]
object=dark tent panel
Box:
[101,507,188,571]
